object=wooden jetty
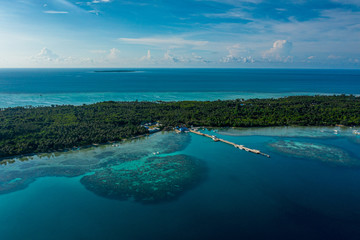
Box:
[189,129,270,158]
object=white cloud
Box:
[220,44,255,63]
[52,0,87,13]
[164,50,187,63]
[43,11,69,14]
[192,53,210,63]
[301,55,317,63]
[31,48,95,66]
[328,54,343,60]
[272,9,360,43]
[75,0,111,8]
[263,40,293,62]
[349,58,359,63]
[33,48,60,62]
[107,48,120,60]
[140,50,152,61]
[204,8,253,20]
[203,8,359,66]
[88,10,100,15]
[119,37,208,49]
[325,55,360,66]
[221,55,255,63]
[137,50,210,65]
[92,0,111,3]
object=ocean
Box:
[0,68,359,107]
[0,69,360,240]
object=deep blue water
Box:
[0,68,359,94]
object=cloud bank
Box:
[263,40,293,62]
[119,37,208,48]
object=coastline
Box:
[0,132,153,165]
[2,124,360,164]
[0,95,359,161]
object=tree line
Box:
[0,95,359,158]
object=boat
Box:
[211,135,219,141]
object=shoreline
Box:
[0,132,153,165]
[1,95,359,161]
[2,125,359,164]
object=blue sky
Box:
[0,0,359,68]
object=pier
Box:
[189,129,270,158]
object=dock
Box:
[189,129,270,158]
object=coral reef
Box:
[269,140,358,166]
[0,132,192,196]
[80,154,206,203]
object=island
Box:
[0,95,359,160]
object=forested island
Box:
[1,95,359,159]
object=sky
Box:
[0,0,359,68]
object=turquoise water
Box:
[1,128,360,239]
[1,68,360,239]
[0,91,323,108]
[0,68,359,107]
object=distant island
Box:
[94,70,137,73]
[0,95,359,160]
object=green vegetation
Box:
[1,95,359,159]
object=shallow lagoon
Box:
[1,127,360,239]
